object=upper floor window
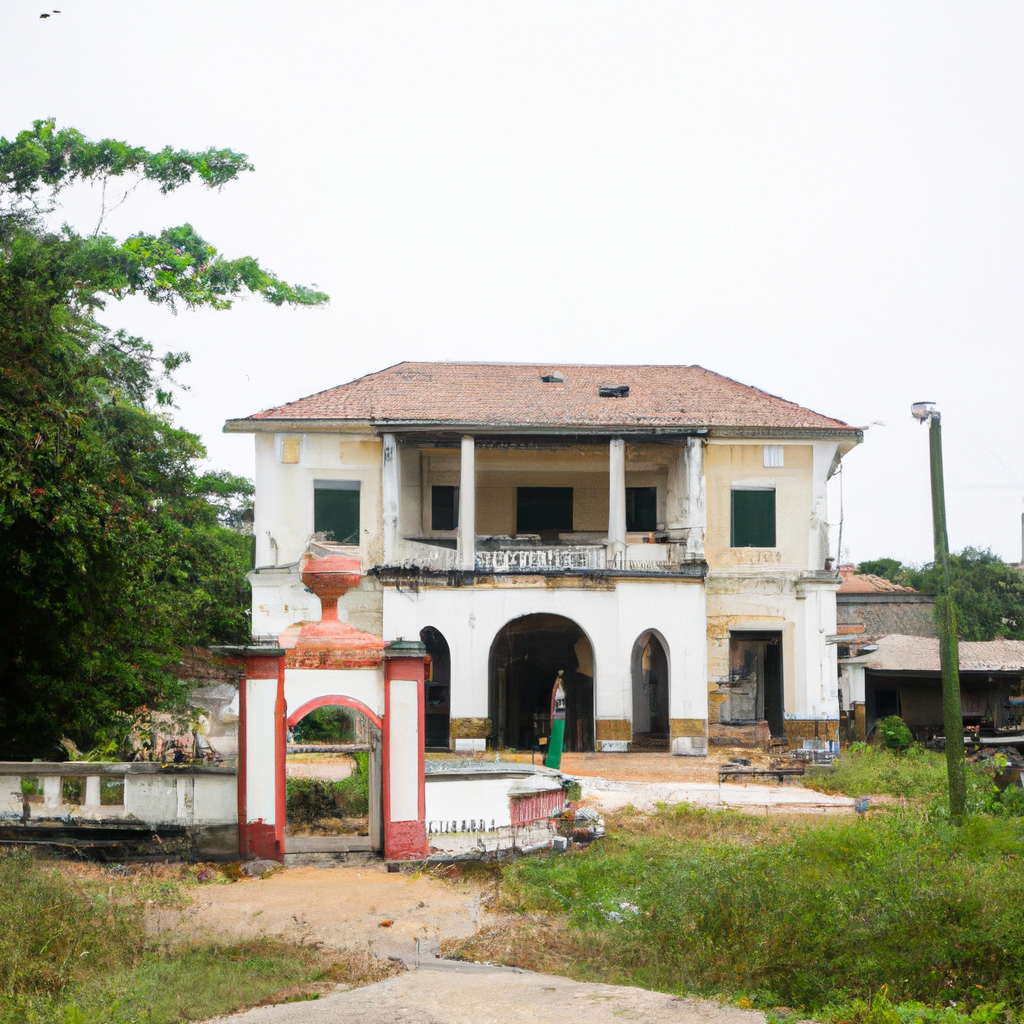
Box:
[731,488,776,547]
[626,486,657,532]
[431,485,459,531]
[517,487,572,539]
[763,445,784,468]
[314,480,360,544]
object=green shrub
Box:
[286,756,369,824]
[877,715,914,751]
[495,807,1024,1008]
[292,706,356,744]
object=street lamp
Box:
[912,401,967,822]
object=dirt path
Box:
[158,862,487,959]
[205,963,767,1024]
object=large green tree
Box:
[0,120,327,759]
[856,548,1024,642]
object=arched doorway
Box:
[489,614,595,752]
[631,631,670,751]
[420,626,451,750]
[285,697,383,854]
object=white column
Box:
[608,438,627,562]
[458,436,476,570]
[683,436,706,558]
[382,433,399,564]
[84,775,101,809]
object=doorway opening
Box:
[726,632,785,739]
[420,626,451,750]
[631,631,670,751]
[489,614,594,752]
[285,700,382,854]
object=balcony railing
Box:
[393,536,700,574]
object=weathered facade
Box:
[226,362,862,754]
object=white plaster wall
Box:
[190,775,238,824]
[125,777,178,823]
[793,582,840,720]
[245,676,278,825]
[285,668,385,721]
[383,580,708,730]
[253,431,383,570]
[425,775,516,828]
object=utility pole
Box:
[912,402,967,822]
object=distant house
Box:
[839,634,1024,741]
[836,566,936,640]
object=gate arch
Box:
[630,629,670,751]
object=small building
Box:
[836,566,936,639]
[839,634,1024,741]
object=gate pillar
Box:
[383,640,428,861]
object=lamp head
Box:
[911,401,939,424]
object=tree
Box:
[0,120,327,759]
[856,549,1024,641]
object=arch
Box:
[630,630,670,750]
[420,626,451,749]
[287,695,382,732]
[488,613,595,752]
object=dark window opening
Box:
[431,485,459,530]
[626,487,657,532]
[517,487,573,540]
[314,481,360,544]
[724,632,785,738]
[731,489,776,547]
[421,626,451,749]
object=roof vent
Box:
[540,371,564,383]
[598,384,629,398]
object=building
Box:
[225,362,862,755]
[839,634,1024,741]
[836,567,937,640]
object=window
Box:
[280,436,301,464]
[763,445,784,468]
[431,485,459,530]
[314,480,360,544]
[731,488,776,547]
[516,487,573,536]
[626,486,657,532]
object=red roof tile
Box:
[235,362,857,433]
[838,570,917,594]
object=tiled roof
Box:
[838,570,917,594]
[236,362,857,433]
[842,634,1024,673]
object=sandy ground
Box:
[560,749,778,784]
[158,862,486,959]
[286,754,356,782]
[204,965,767,1024]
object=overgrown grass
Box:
[446,805,1024,1012]
[803,744,949,800]
[0,850,398,1023]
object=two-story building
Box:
[225,362,861,755]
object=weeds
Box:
[451,805,1024,1010]
[286,754,369,824]
[803,745,949,800]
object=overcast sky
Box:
[3,2,1023,565]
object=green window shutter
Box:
[314,482,360,544]
[626,487,657,531]
[731,489,776,547]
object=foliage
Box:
[804,745,949,800]
[0,119,327,758]
[0,850,398,1022]
[467,806,1024,1009]
[292,706,356,744]
[855,549,1024,641]
[877,715,914,752]
[286,754,370,822]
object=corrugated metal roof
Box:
[233,362,858,433]
[842,634,1024,673]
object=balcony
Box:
[394,533,704,576]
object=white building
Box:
[226,362,861,755]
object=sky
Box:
[2,2,1023,565]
